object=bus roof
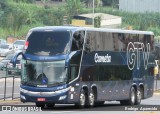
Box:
[30,26,154,35]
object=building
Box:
[71,13,122,28]
[119,0,160,13]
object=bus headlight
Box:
[20,95,26,100]
[20,88,28,94]
[59,95,67,101]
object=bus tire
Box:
[76,89,86,108]
[135,89,141,105]
[120,87,136,105]
[88,89,95,107]
[128,87,136,105]
[36,102,45,108]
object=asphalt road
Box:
[0,97,160,113]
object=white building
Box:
[119,0,160,13]
[72,13,122,28]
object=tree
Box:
[41,0,51,9]
[0,0,8,10]
[13,0,34,3]
[1,5,27,36]
[81,0,102,8]
[94,16,101,28]
[65,0,83,24]
[102,0,118,7]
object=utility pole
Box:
[92,0,95,27]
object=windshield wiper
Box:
[51,81,65,86]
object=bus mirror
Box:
[69,51,81,59]
[11,51,24,67]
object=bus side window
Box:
[68,64,79,82]
[71,31,84,51]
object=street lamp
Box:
[92,0,94,27]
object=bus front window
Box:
[25,31,71,56]
[21,60,67,86]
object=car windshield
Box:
[21,60,67,87]
[25,31,71,56]
[0,45,9,49]
[14,41,25,45]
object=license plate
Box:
[37,98,46,101]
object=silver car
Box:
[0,44,13,57]
[13,40,25,51]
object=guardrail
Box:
[0,76,20,101]
[154,75,160,91]
[0,68,21,101]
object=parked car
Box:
[13,40,25,51]
[0,54,13,70]
[0,52,22,75]
[0,44,14,57]
[0,39,7,45]
[7,52,22,75]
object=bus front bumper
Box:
[20,87,71,103]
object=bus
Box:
[12,26,155,108]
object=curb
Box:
[154,92,160,95]
[0,99,21,105]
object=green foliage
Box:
[12,0,34,3]
[94,16,101,28]
[1,0,160,39]
[0,5,27,36]
[64,0,83,23]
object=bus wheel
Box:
[36,102,45,108]
[128,87,136,105]
[89,89,95,107]
[135,89,141,105]
[120,87,136,105]
[76,89,86,108]
[46,103,55,108]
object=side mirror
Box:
[11,52,25,67]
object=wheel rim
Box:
[137,90,141,103]
[89,92,95,106]
[80,92,85,106]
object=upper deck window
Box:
[25,31,70,56]
[71,31,85,51]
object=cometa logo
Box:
[94,53,111,63]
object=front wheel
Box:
[75,89,86,108]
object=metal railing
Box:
[0,68,21,101]
[154,75,160,91]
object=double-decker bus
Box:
[12,26,155,108]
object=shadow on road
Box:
[42,104,124,111]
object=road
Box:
[0,93,160,110]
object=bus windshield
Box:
[25,31,71,56]
[21,60,67,86]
